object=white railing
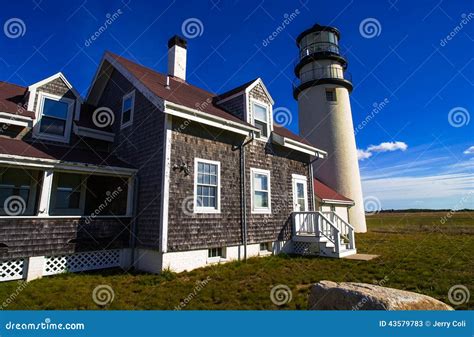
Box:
[292,211,341,253]
[321,211,356,249]
[292,211,356,252]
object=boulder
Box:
[309,280,453,310]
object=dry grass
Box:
[0,211,472,310]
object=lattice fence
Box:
[292,241,320,256]
[0,259,25,281]
[43,250,121,276]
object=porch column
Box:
[38,170,54,216]
[125,175,135,217]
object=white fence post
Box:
[24,256,45,282]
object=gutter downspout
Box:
[237,132,254,262]
[307,153,320,212]
[129,174,139,269]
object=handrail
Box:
[292,211,341,253]
[299,41,340,59]
[322,211,356,250]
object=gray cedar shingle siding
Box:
[96,69,165,249]
[167,118,243,252]
[245,141,312,243]
[0,218,130,259]
[217,94,245,120]
[166,117,312,252]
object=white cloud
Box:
[463,146,474,155]
[357,149,372,161]
[357,141,408,161]
[367,141,408,153]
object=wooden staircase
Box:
[291,211,357,258]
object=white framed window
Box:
[121,90,135,129]
[259,242,272,252]
[34,92,74,143]
[194,158,221,213]
[50,172,87,216]
[250,168,271,214]
[251,100,270,139]
[208,247,225,258]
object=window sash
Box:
[251,169,271,212]
[195,159,220,212]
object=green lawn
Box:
[0,212,472,310]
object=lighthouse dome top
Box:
[296,24,341,45]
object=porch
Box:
[0,152,137,282]
[291,211,357,258]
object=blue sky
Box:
[0,0,472,210]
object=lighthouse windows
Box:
[252,101,270,138]
[325,88,337,102]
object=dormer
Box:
[215,78,274,140]
[27,72,82,143]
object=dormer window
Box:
[252,101,269,138]
[121,91,135,129]
[34,92,74,143]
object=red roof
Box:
[0,81,35,119]
[314,178,353,203]
[106,52,316,148]
[0,137,133,169]
[107,52,251,127]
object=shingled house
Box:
[0,35,356,282]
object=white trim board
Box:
[0,154,137,176]
[159,114,172,253]
[73,124,115,142]
[164,101,258,136]
[271,132,327,157]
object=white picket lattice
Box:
[0,259,25,281]
[43,250,121,276]
[292,241,319,256]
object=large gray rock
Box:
[309,280,453,310]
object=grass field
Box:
[0,211,472,310]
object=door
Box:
[292,175,310,233]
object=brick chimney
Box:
[167,35,187,81]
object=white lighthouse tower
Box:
[294,24,367,233]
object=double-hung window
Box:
[251,168,271,214]
[50,172,86,215]
[35,92,74,142]
[252,101,269,138]
[121,91,135,129]
[194,158,220,213]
